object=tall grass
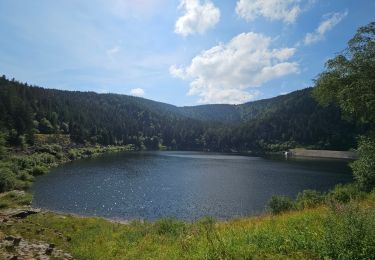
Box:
[2,193,375,259]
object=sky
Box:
[0,0,374,106]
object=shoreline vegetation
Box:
[1,170,374,259]
[1,22,375,258]
[0,142,374,259]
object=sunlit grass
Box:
[2,193,375,259]
[0,191,32,209]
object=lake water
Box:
[32,151,352,221]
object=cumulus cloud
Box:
[170,32,299,104]
[175,0,220,36]
[304,11,348,45]
[236,0,303,24]
[130,88,145,97]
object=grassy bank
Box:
[1,144,375,258]
[1,191,375,259]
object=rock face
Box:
[0,208,41,220]
[0,235,74,259]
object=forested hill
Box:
[0,76,358,151]
[178,89,317,123]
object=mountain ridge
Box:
[0,76,357,151]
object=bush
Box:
[15,180,32,190]
[296,189,325,209]
[328,183,362,203]
[0,131,6,159]
[0,168,16,192]
[154,218,185,236]
[322,204,375,259]
[351,137,375,192]
[29,165,48,176]
[37,144,63,155]
[267,195,295,214]
[68,149,82,160]
[18,172,35,182]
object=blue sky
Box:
[0,0,374,106]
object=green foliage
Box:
[351,136,375,191]
[39,118,54,134]
[0,167,16,192]
[323,203,375,259]
[0,191,32,209]
[11,153,56,171]
[29,165,48,176]
[2,194,375,259]
[0,75,357,152]
[0,131,6,159]
[67,145,134,160]
[328,183,362,203]
[313,22,375,124]
[18,172,35,182]
[312,21,375,193]
[267,195,296,214]
[296,189,325,209]
[154,218,186,236]
[36,144,63,155]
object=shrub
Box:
[12,156,36,170]
[36,153,56,164]
[55,152,65,160]
[0,168,16,192]
[0,131,6,159]
[15,180,32,190]
[267,195,295,214]
[322,204,375,259]
[18,172,35,182]
[351,137,375,192]
[154,218,185,236]
[327,183,362,204]
[68,149,82,160]
[296,189,325,209]
[29,165,48,176]
[37,144,63,155]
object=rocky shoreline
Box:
[0,204,73,259]
[0,234,73,260]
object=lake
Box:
[32,151,352,221]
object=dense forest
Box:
[0,76,358,152]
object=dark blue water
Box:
[32,151,352,221]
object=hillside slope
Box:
[0,76,358,151]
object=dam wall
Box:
[289,148,357,159]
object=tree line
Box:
[0,80,358,152]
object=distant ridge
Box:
[0,76,357,151]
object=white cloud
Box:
[175,0,220,36]
[304,11,348,45]
[169,65,186,79]
[236,0,302,24]
[170,32,299,104]
[130,88,145,97]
